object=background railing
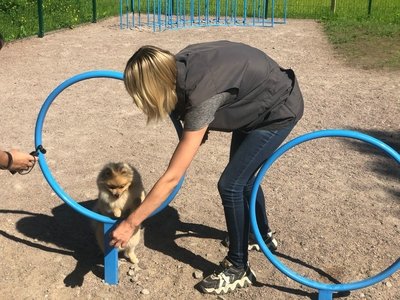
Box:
[0,0,399,40]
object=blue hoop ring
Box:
[34,70,184,225]
[250,129,400,299]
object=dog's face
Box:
[98,163,134,199]
[105,175,132,198]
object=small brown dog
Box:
[92,162,145,264]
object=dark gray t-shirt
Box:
[184,92,234,130]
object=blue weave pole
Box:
[34,70,184,285]
[250,129,400,300]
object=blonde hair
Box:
[124,45,177,123]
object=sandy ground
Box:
[0,17,399,300]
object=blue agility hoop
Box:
[250,129,400,300]
[34,70,184,284]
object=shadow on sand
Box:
[1,201,357,298]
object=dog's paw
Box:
[126,252,139,264]
[113,209,122,218]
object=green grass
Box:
[322,16,400,70]
[0,0,118,40]
[1,0,399,70]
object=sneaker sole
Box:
[200,271,256,295]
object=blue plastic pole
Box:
[104,222,118,284]
[131,0,135,28]
[164,0,167,27]
[205,0,209,25]
[190,0,194,25]
[147,0,150,26]
[225,0,228,24]
[271,0,274,26]
[182,0,186,27]
[177,0,181,28]
[126,0,129,27]
[197,0,200,24]
[158,0,162,31]
[252,0,256,25]
[153,0,156,31]
[318,290,334,300]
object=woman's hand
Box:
[109,219,138,248]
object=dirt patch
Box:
[0,18,399,300]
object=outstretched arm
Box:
[110,126,208,248]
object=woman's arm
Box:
[110,126,208,248]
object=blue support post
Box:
[131,0,135,28]
[197,0,200,25]
[215,0,220,23]
[318,290,333,300]
[225,0,228,24]
[190,0,194,25]
[271,0,274,26]
[158,0,161,31]
[147,0,150,25]
[205,0,209,25]
[126,0,129,27]
[104,222,119,284]
[153,0,156,31]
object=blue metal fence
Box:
[119,0,288,31]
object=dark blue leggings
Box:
[218,125,295,268]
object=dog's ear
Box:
[100,166,113,179]
[116,163,134,177]
[117,164,129,175]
